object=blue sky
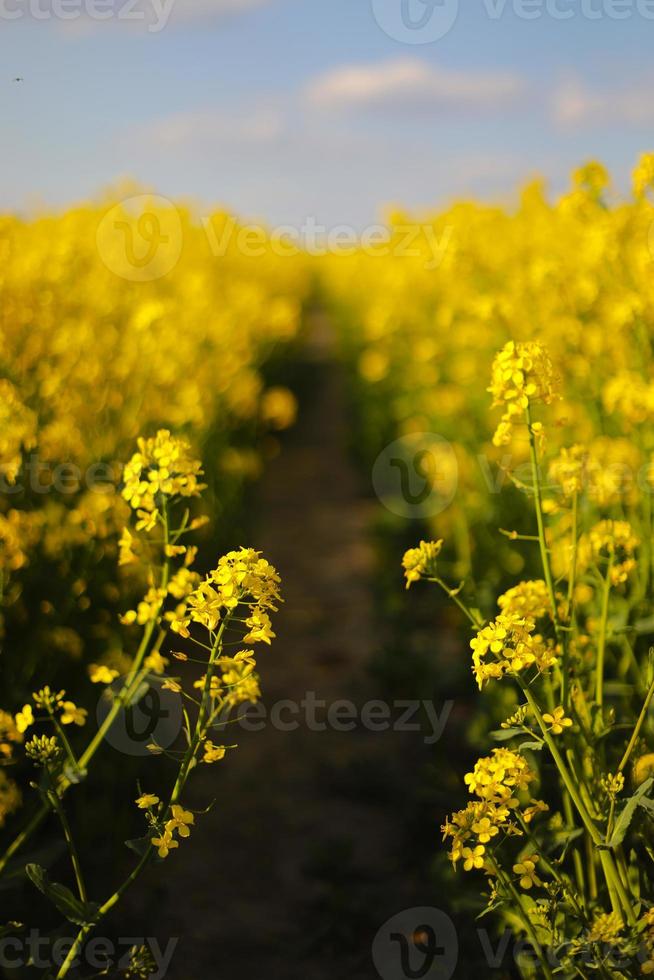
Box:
[0,0,651,226]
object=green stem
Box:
[619,635,645,694]
[521,683,635,925]
[585,832,597,901]
[617,671,654,775]
[57,600,234,979]
[0,511,172,878]
[522,687,594,837]
[169,617,229,807]
[561,791,587,904]
[566,492,579,618]
[516,812,585,919]
[0,805,47,875]
[77,618,165,773]
[493,861,554,980]
[524,405,571,718]
[50,713,80,775]
[525,405,560,640]
[561,491,579,713]
[45,775,87,903]
[55,847,152,979]
[432,577,483,628]
[596,562,613,710]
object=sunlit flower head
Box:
[402,539,443,589]
[488,341,559,446]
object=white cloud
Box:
[553,76,654,126]
[305,58,526,113]
[142,106,285,149]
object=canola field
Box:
[3,157,654,978]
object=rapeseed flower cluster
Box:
[487,340,560,446]
[470,613,558,689]
[0,195,306,671]
[497,580,552,621]
[327,152,654,578]
[442,748,546,878]
[171,547,281,641]
[577,519,640,586]
[0,429,282,975]
[402,539,443,588]
[403,329,654,977]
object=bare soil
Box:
[129,317,434,979]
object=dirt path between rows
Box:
[133,314,432,980]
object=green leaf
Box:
[633,615,654,636]
[0,841,66,891]
[490,728,523,742]
[519,740,544,752]
[182,708,192,746]
[638,795,654,815]
[25,864,99,926]
[602,681,634,697]
[125,835,151,857]
[606,778,653,849]
[556,827,584,861]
